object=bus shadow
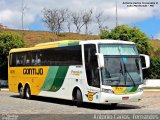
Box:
[10,95,141,110]
[82,103,141,110]
[10,95,19,98]
[10,95,74,106]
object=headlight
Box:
[137,87,143,92]
[101,88,114,93]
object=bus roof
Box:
[10,39,135,53]
[80,39,135,45]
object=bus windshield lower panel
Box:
[101,57,142,86]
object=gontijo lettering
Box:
[23,68,43,75]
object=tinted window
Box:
[84,44,100,88]
[10,45,82,67]
[99,44,138,55]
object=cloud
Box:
[0,0,159,31]
[155,33,160,40]
[0,9,35,29]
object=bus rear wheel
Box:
[25,85,31,100]
[18,86,25,99]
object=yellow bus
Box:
[8,40,150,106]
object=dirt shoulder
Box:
[144,91,160,95]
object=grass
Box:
[149,40,160,57]
[0,28,159,51]
[0,29,100,47]
[144,87,160,89]
[150,40,160,50]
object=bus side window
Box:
[16,53,25,66]
[25,52,31,66]
[31,58,36,65]
[84,44,100,88]
[36,52,42,65]
[31,51,37,66]
[10,53,16,66]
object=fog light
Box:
[101,88,114,93]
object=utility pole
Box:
[21,0,24,30]
[21,0,27,30]
[116,0,118,27]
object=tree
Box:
[95,11,105,32]
[99,25,152,55]
[42,8,68,35]
[71,11,84,33]
[0,33,24,64]
[0,33,24,79]
[83,9,93,34]
[143,58,160,79]
[42,8,58,33]
[56,9,68,34]
[71,10,93,34]
[66,10,72,32]
[99,26,109,39]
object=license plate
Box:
[122,96,129,100]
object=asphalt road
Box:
[0,90,160,120]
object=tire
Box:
[18,86,25,99]
[25,86,31,100]
[76,89,83,107]
[110,103,118,108]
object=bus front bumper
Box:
[100,91,143,103]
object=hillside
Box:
[0,28,159,50]
[0,29,100,47]
[150,40,160,50]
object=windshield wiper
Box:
[120,61,125,85]
[123,63,136,86]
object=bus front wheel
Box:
[25,85,31,100]
[110,103,118,108]
[76,89,83,107]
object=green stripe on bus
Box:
[49,66,69,92]
[129,86,138,92]
[58,42,79,47]
[68,42,79,46]
[41,66,59,91]
[125,87,132,92]
[58,43,68,47]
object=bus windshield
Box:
[99,44,142,86]
[101,57,142,86]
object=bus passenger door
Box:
[84,44,100,103]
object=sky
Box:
[0,0,160,39]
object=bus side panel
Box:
[8,67,22,93]
[8,65,100,103]
[8,66,49,95]
[39,66,101,103]
[39,66,85,100]
[38,66,70,99]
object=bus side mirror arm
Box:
[96,53,104,69]
[140,54,150,69]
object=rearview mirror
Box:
[96,53,104,68]
[140,54,150,69]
